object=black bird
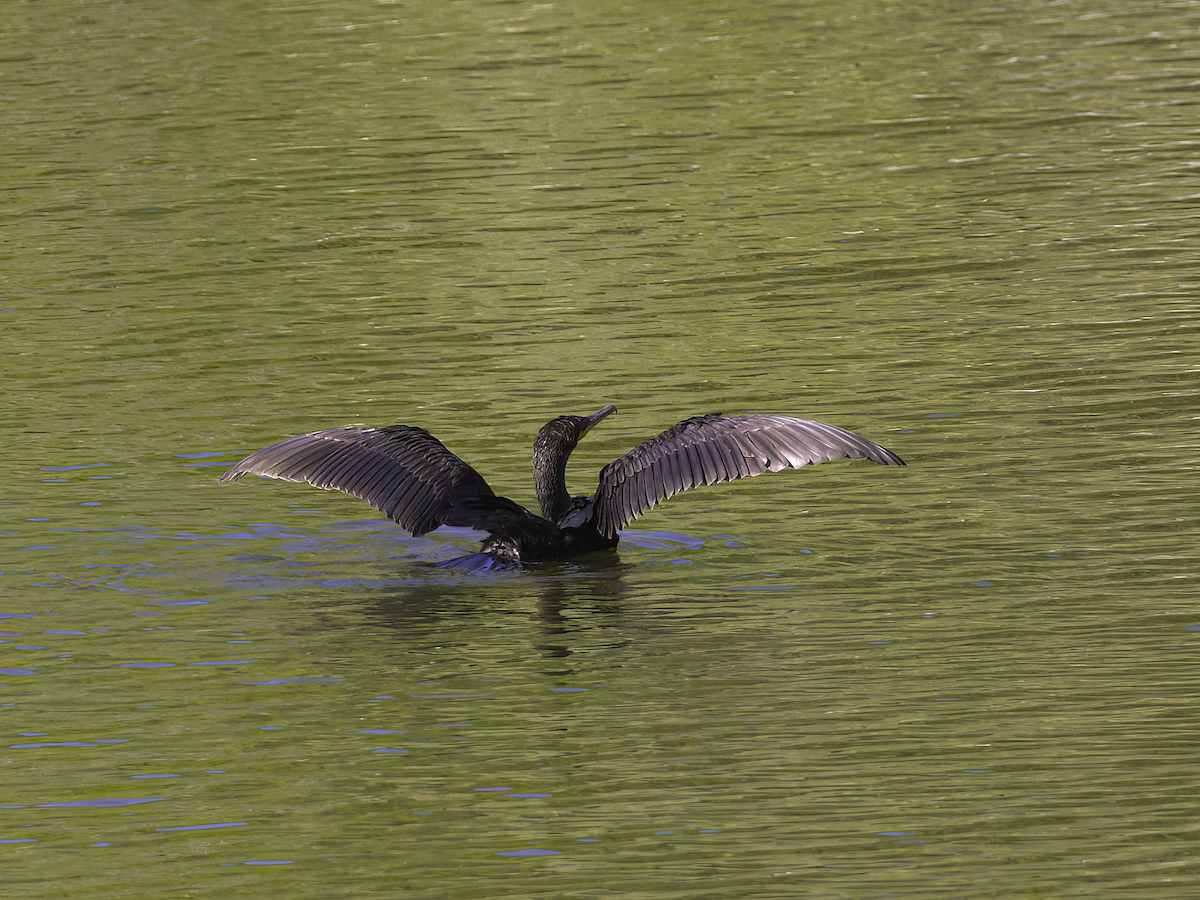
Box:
[220,405,904,570]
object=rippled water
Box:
[4,0,1200,896]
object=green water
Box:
[4,0,1199,896]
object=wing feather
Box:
[636,465,657,513]
[220,425,508,536]
[720,431,752,479]
[695,438,723,483]
[593,414,904,537]
[679,443,701,490]
[731,431,769,477]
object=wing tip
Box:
[218,465,251,484]
[871,445,906,467]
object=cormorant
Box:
[220,405,904,570]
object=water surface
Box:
[3,0,1199,896]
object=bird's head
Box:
[534,405,616,459]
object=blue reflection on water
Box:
[158,822,246,832]
[38,798,162,808]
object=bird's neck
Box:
[534,452,572,522]
[533,431,578,522]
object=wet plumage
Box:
[220,405,904,569]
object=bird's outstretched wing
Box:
[220,425,528,536]
[591,414,905,538]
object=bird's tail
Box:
[435,552,518,572]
